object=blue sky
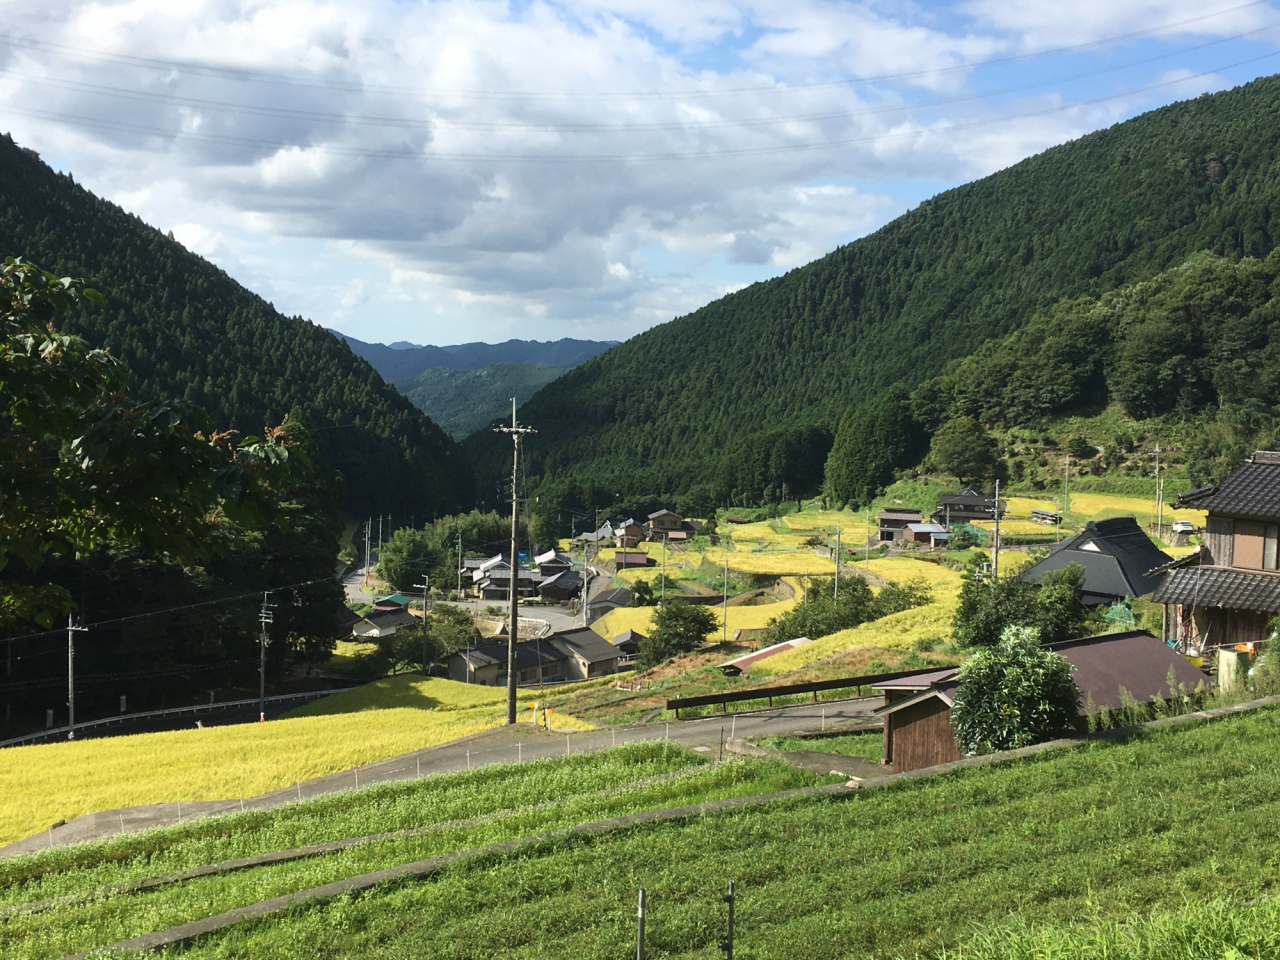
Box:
[3,0,1280,346]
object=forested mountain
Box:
[466,74,1280,515]
[392,363,567,439]
[333,333,616,381]
[0,134,472,517]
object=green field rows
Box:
[126,706,1280,960]
[0,743,829,960]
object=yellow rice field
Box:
[752,558,964,675]
[590,577,805,641]
[1007,493,1206,528]
[0,676,592,847]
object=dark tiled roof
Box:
[1046,631,1209,709]
[590,587,632,606]
[461,639,567,670]
[550,628,622,664]
[361,609,416,629]
[1020,517,1171,601]
[1175,452,1280,517]
[1152,565,1280,613]
[613,629,645,645]
[878,509,921,521]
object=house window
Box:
[1267,525,1279,570]
[1235,522,1266,569]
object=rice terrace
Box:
[10,7,1280,959]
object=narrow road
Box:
[1,697,880,856]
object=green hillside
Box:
[392,362,567,439]
[466,74,1280,511]
[0,134,472,517]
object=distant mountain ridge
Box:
[392,363,569,439]
[331,333,618,381]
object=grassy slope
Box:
[134,705,1280,959]
[0,745,829,960]
[0,677,592,847]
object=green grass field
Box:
[747,730,883,761]
[20,705,1276,960]
[0,743,831,960]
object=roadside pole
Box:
[258,592,275,722]
[494,399,535,725]
[66,616,87,740]
[992,479,1000,582]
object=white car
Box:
[1171,520,1194,534]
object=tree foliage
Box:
[928,416,999,483]
[761,575,932,646]
[378,511,526,596]
[952,563,1087,648]
[0,135,471,517]
[824,385,925,507]
[637,600,717,668]
[950,625,1080,755]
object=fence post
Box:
[719,881,735,960]
[636,888,647,960]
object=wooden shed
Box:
[873,669,963,773]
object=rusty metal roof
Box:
[1046,630,1209,709]
[1174,452,1280,518]
[1152,564,1280,613]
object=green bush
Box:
[950,625,1080,755]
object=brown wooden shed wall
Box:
[888,697,962,773]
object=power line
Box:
[2,23,1274,136]
[0,575,334,645]
[0,0,1269,101]
[6,52,1276,162]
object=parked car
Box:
[1171,520,1194,534]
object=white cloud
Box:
[2,0,1276,345]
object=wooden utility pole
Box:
[66,615,87,740]
[414,578,430,674]
[722,534,730,644]
[493,399,535,725]
[258,592,275,722]
[992,479,1000,582]
[834,526,841,600]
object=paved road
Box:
[2,696,880,856]
[342,554,380,604]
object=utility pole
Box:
[258,592,275,722]
[363,519,371,588]
[1154,443,1163,537]
[456,531,464,596]
[414,578,430,674]
[865,507,870,572]
[722,535,730,644]
[992,479,1000,582]
[1063,454,1071,515]
[493,398,535,725]
[834,526,841,600]
[661,534,668,601]
[66,615,87,740]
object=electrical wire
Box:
[0,0,1270,101]
[0,575,336,645]
[2,22,1274,135]
[5,52,1276,162]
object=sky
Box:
[2,1,1280,347]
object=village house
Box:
[587,586,632,621]
[446,628,626,685]
[614,519,644,548]
[614,550,652,569]
[1020,516,1172,606]
[931,486,1006,525]
[372,593,413,611]
[877,508,922,542]
[873,630,1208,773]
[351,608,416,639]
[612,630,643,661]
[644,509,699,541]
[903,522,950,547]
[470,554,540,601]
[538,570,582,601]
[1153,451,1280,653]
[535,550,573,577]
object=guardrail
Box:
[0,688,355,748]
[666,666,946,719]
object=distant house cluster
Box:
[460,550,581,602]
[875,487,1010,550]
[574,509,700,550]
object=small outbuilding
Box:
[877,509,922,542]
[873,630,1209,773]
[352,608,416,639]
[615,550,652,568]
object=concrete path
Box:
[0,697,880,857]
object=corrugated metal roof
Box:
[1047,630,1208,709]
[1176,452,1280,517]
[1152,565,1280,612]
